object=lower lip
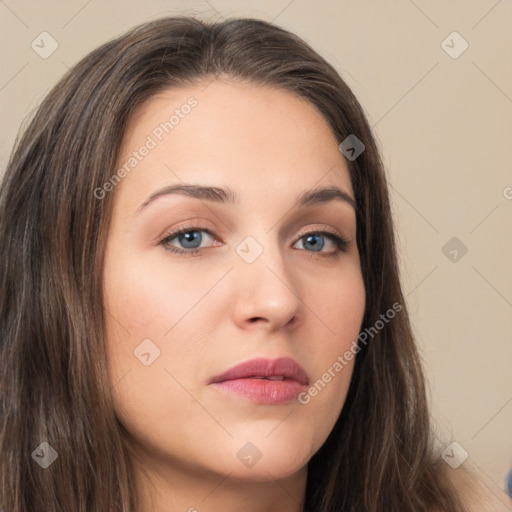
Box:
[211,378,306,405]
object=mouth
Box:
[208,357,309,405]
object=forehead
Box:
[116,79,353,207]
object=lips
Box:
[209,357,309,386]
[208,357,309,405]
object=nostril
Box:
[249,317,267,323]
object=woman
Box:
[0,15,476,512]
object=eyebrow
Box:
[137,184,356,212]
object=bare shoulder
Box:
[436,463,512,512]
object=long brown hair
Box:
[0,16,466,512]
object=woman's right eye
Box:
[159,226,217,255]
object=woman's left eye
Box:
[294,231,349,256]
[159,226,349,257]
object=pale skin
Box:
[102,79,366,512]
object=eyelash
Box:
[158,223,350,259]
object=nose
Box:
[231,236,303,332]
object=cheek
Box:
[324,275,365,335]
[304,260,366,357]
[104,249,224,341]
[296,265,365,426]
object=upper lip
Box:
[209,357,309,386]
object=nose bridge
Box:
[232,231,302,328]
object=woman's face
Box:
[103,79,365,485]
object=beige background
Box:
[1,0,511,506]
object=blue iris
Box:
[178,231,202,249]
[303,233,325,252]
